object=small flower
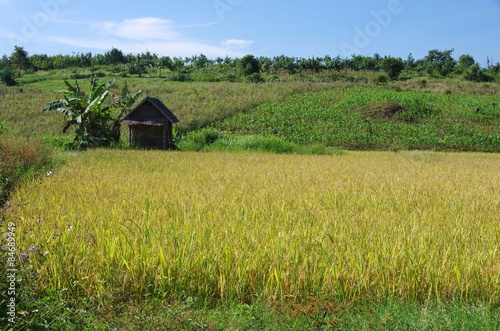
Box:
[114,327,120,331]
[6,201,12,207]
[28,246,36,253]
[46,171,53,177]
[20,253,28,262]
[43,251,49,256]
[68,225,73,231]
[36,217,43,224]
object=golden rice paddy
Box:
[9,149,500,305]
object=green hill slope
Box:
[215,87,500,152]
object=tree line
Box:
[1,46,499,86]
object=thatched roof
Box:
[121,96,179,126]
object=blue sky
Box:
[0,0,499,65]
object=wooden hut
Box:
[121,96,179,150]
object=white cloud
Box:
[221,39,254,50]
[91,17,178,41]
[43,17,253,58]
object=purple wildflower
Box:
[20,253,28,262]
[46,171,53,177]
[28,246,36,253]
[6,201,12,207]
[36,217,43,224]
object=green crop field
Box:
[215,87,500,151]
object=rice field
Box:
[8,149,500,307]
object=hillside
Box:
[215,86,500,152]
[1,69,499,153]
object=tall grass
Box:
[0,135,53,205]
[8,150,500,308]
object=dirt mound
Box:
[362,103,405,122]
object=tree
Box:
[273,55,297,74]
[192,53,209,69]
[424,49,456,76]
[458,54,475,69]
[463,63,493,82]
[456,54,475,74]
[30,54,53,70]
[381,57,405,80]
[405,53,416,72]
[10,46,30,77]
[42,76,142,149]
[239,54,260,76]
[0,55,17,86]
[104,48,125,65]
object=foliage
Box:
[456,54,476,73]
[0,65,18,86]
[3,46,498,83]
[42,76,141,149]
[373,73,388,85]
[177,127,224,151]
[10,46,30,77]
[239,54,261,76]
[177,127,334,154]
[104,47,125,65]
[423,49,457,76]
[0,135,53,206]
[381,56,405,80]
[464,63,494,82]
[216,87,500,151]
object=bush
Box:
[464,64,494,82]
[245,72,264,83]
[239,55,260,76]
[233,135,295,153]
[0,136,53,205]
[177,127,224,151]
[373,74,388,85]
[381,57,404,80]
[0,66,18,86]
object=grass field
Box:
[4,149,499,328]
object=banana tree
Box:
[43,76,141,149]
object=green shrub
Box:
[177,127,224,151]
[0,66,18,86]
[245,73,264,83]
[381,57,405,80]
[464,64,494,82]
[373,74,388,85]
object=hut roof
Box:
[121,96,179,125]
